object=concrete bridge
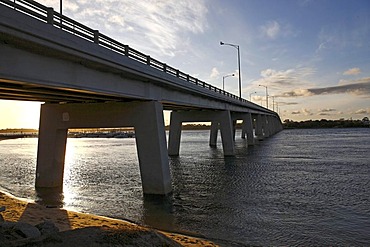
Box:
[0,0,283,195]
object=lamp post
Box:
[220,41,241,98]
[259,84,268,109]
[270,96,275,112]
[60,0,63,27]
[249,91,257,101]
[222,73,235,91]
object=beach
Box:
[0,191,218,246]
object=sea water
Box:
[0,128,369,245]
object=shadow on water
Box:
[142,194,176,231]
[34,187,64,208]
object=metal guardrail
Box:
[1,0,250,103]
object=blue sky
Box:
[1,0,370,128]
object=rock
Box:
[36,220,59,235]
[0,206,5,212]
[0,214,4,223]
[6,222,42,239]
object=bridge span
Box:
[0,0,283,195]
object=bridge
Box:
[0,0,283,195]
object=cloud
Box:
[274,101,298,106]
[290,108,313,116]
[260,20,280,39]
[279,78,370,97]
[302,108,313,116]
[279,89,314,97]
[343,68,361,75]
[318,112,331,116]
[319,108,336,112]
[354,109,368,114]
[254,67,315,89]
[39,0,209,57]
[210,67,219,79]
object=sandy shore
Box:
[0,191,218,246]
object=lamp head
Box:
[220,41,224,45]
[232,73,235,76]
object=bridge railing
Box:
[1,0,249,104]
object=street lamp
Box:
[220,41,242,99]
[249,91,257,101]
[259,84,268,109]
[60,0,63,27]
[222,73,235,91]
[270,96,275,111]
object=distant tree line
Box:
[283,117,370,129]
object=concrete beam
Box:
[35,101,172,195]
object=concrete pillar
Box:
[134,102,172,195]
[209,121,218,147]
[255,114,263,139]
[232,120,237,141]
[241,129,246,139]
[242,113,255,145]
[168,110,234,156]
[219,111,235,156]
[36,101,172,195]
[168,111,182,156]
[262,115,270,137]
[36,105,68,188]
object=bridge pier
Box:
[231,112,255,145]
[36,101,172,195]
[168,110,235,156]
[242,113,255,145]
[209,121,219,147]
[255,114,264,139]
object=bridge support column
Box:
[36,101,171,195]
[134,102,172,195]
[262,115,270,138]
[168,112,182,156]
[219,111,235,156]
[168,110,234,156]
[209,121,218,147]
[255,114,264,139]
[232,120,237,141]
[242,113,255,145]
[36,106,68,188]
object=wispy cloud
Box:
[354,109,369,114]
[260,20,280,39]
[343,67,361,75]
[279,78,370,97]
[253,67,315,89]
[210,67,220,79]
[319,108,336,113]
[39,0,208,57]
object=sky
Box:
[1,0,370,129]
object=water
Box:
[1,128,370,246]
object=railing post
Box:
[195,79,198,85]
[124,45,129,56]
[186,74,190,81]
[176,70,180,77]
[93,30,99,44]
[46,8,54,25]
[146,56,151,65]
[163,63,167,72]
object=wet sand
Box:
[0,191,218,246]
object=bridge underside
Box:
[0,2,283,195]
